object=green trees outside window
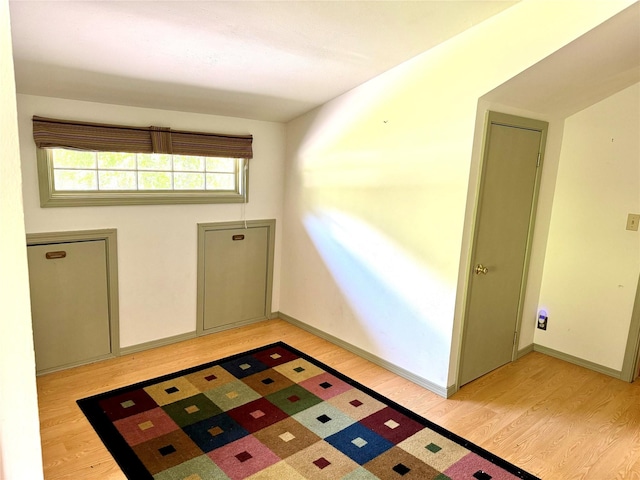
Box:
[37,148,247,207]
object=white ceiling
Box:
[9,0,517,122]
[8,1,640,123]
[483,1,640,117]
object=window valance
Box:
[32,116,253,159]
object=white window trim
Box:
[36,148,249,207]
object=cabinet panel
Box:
[27,239,111,372]
[203,226,269,330]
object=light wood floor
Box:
[37,319,640,479]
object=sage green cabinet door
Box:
[203,227,269,330]
[27,240,111,372]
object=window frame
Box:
[36,148,249,207]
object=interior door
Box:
[28,239,112,373]
[459,112,548,386]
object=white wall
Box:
[536,82,640,370]
[0,0,44,477]
[281,1,634,390]
[17,95,285,348]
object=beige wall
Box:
[537,82,640,370]
[281,1,635,390]
[0,0,44,477]
[17,95,286,349]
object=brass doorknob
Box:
[475,264,488,275]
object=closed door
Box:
[459,112,547,386]
[27,239,112,372]
[201,225,271,331]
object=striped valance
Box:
[32,116,253,159]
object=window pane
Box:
[206,157,235,173]
[174,155,205,172]
[138,171,172,190]
[174,172,205,190]
[52,149,96,169]
[54,169,98,190]
[41,148,244,205]
[206,173,235,190]
[99,171,136,190]
[98,152,136,170]
[138,153,172,171]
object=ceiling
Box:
[9,0,517,122]
[8,1,640,123]
[483,1,640,118]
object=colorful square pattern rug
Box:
[77,342,540,479]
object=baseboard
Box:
[445,343,552,394]
[120,316,272,357]
[120,331,197,356]
[36,352,116,376]
[277,312,452,398]
[198,316,271,337]
[533,344,622,379]
[517,343,534,359]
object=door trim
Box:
[621,273,640,381]
[457,111,548,387]
[196,219,276,336]
[26,228,120,371]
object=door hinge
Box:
[536,153,541,167]
[513,331,518,345]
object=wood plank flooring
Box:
[36,319,640,479]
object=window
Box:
[38,148,247,206]
[33,116,252,207]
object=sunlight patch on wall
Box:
[303,208,452,373]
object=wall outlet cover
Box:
[537,314,547,330]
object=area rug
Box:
[77,342,539,480]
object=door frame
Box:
[621,273,640,381]
[196,219,276,336]
[457,111,548,388]
[26,228,120,373]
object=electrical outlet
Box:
[627,213,640,231]
[537,314,547,330]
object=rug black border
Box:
[77,341,541,480]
